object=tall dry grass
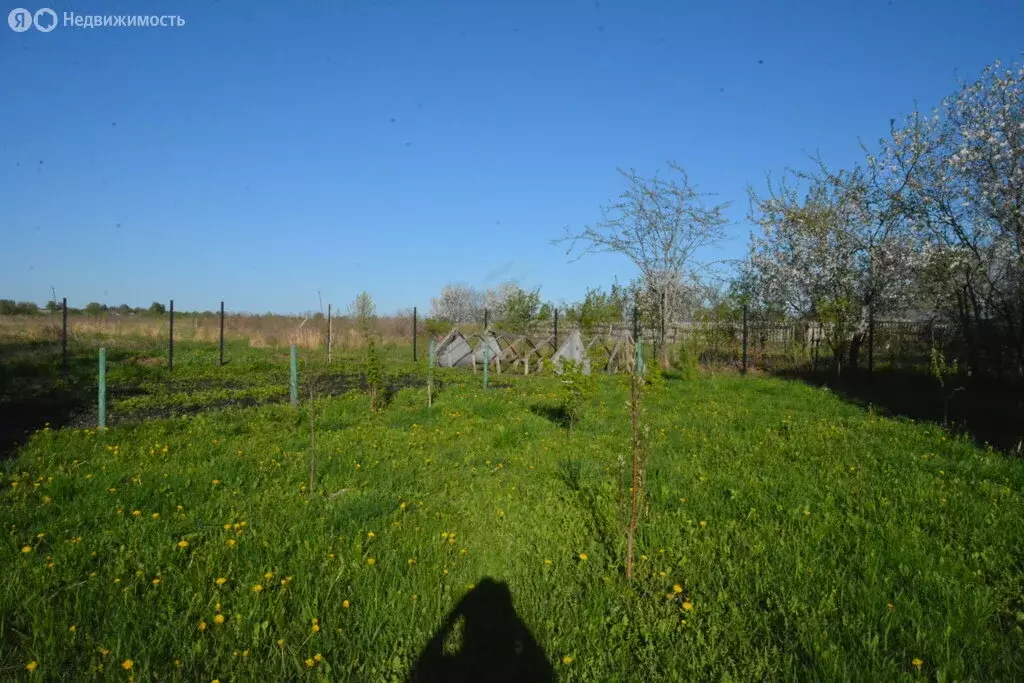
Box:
[0,311,426,351]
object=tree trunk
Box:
[848,331,864,371]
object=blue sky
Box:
[2,0,1022,315]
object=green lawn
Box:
[2,353,1023,681]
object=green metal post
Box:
[289,344,298,406]
[483,343,489,388]
[428,338,436,408]
[98,347,107,429]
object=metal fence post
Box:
[554,308,559,350]
[327,304,333,363]
[413,306,418,362]
[289,344,298,406]
[483,343,489,388]
[61,297,68,381]
[219,301,225,366]
[428,337,435,407]
[742,304,749,374]
[98,347,107,429]
[868,302,875,375]
[168,299,174,371]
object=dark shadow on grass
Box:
[528,403,570,430]
[0,343,115,458]
[773,367,1024,453]
[407,578,556,683]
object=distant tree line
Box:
[0,300,170,316]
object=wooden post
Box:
[168,300,174,371]
[484,308,489,330]
[413,306,418,362]
[219,301,225,366]
[327,304,333,363]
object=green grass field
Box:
[2,343,1023,681]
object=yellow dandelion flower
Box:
[214,614,225,625]
[132,510,141,517]
[912,658,923,668]
[198,621,207,631]
[263,571,274,580]
[226,539,236,547]
[312,624,320,633]
[408,558,416,566]
[276,639,285,647]
[151,578,161,585]
[578,553,588,561]
[342,600,350,608]
[544,559,552,565]
[366,557,376,566]
[640,554,648,561]
[242,650,249,657]
[304,658,315,667]
[562,655,574,665]
[699,520,707,528]
[673,584,683,594]
[26,661,38,672]
[121,659,133,670]
[212,480,220,486]
[223,524,231,530]
[215,577,227,585]
[314,653,323,662]
[100,648,110,656]
[252,584,263,593]
[367,531,375,539]
[177,540,189,549]
[682,601,693,611]
[21,546,32,553]
[69,625,77,632]
[151,513,159,519]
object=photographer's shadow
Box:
[407,578,556,683]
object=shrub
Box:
[671,343,699,380]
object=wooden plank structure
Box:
[434,326,636,375]
[435,328,474,368]
[550,329,591,374]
